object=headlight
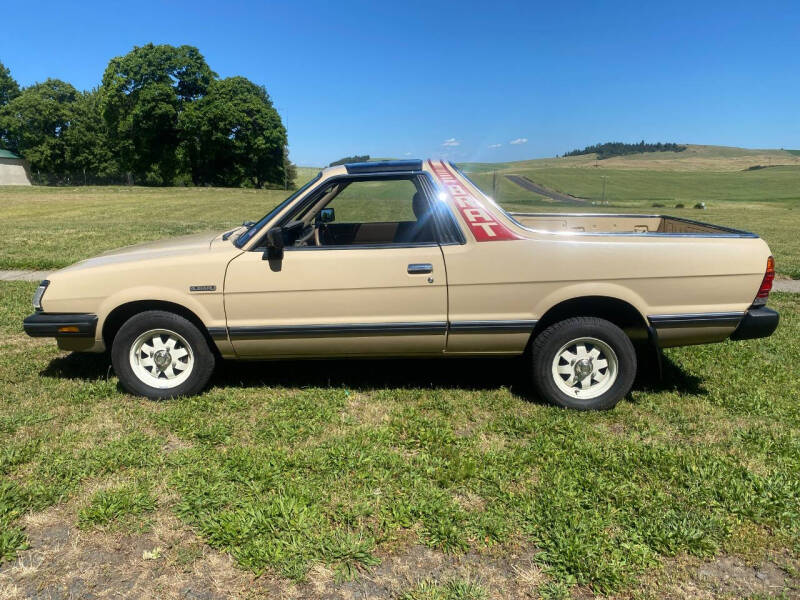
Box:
[32,280,49,311]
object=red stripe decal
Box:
[428,160,522,242]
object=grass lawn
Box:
[1,279,798,597]
[0,186,290,271]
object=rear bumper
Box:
[730,307,779,341]
[23,312,98,338]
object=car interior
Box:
[277,178,438,247]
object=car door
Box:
[223,175,448,357]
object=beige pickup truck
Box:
[24,159,779,410]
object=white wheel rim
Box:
[551,336,618,400]
[129,329,194,390]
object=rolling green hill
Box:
[459,145,800,278]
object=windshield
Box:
[234,171,322,248]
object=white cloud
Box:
[488,143,502,148]
[404,152,413,156]
[510,138,528,145]
[442,138,460,147]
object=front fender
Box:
[96,285,225,341]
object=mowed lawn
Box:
[1,279,799,597]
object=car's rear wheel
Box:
[111,310,215,399]
[530,316,636,410]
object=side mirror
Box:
[317,207,335,224]
[263,227,284,260]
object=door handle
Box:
[407,263,433,274]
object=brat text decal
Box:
[428,160,522,242]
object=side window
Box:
[328,179,417,223]
[283,177,438,248]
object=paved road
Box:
[505,174,588,204]
[2,269,799,292]
[774,279,800,293]
[0,270,51,281]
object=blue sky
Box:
[1,0,799,165]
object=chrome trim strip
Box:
[648,312,745,329]
[449,320,538,334]
[227,321,448,340]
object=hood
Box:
[57,231,220,273]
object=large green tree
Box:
[100,43,215,184]
[0,61,20,107]
[63,89,119,181]
[180,76,288,187]
[0,61,21,150]
[0,79,77,173]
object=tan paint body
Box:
[38,160,771,358]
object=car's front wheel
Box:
[530,316,636,410]
[111,310,215,399]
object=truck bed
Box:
[509,213,757,237]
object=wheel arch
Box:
[102,300,219,356]
[531,295,650,344]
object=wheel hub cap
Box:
[551,337,619,400]
[129,329,194,390]
[574,358,593,380]
[153,349,172,370]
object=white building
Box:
[0,149,32,185]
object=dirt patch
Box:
[0,509,545,600]
[3,506,798,599]
[0,507,270,600]
[293,542,546,599]
[632,552,799,600]
[695,554,792,597]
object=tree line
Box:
[0,45,294,187]
[563,141,687,160]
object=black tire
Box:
[530,316,636,411]
[111,310,215,399]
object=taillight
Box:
[753,256,775,306]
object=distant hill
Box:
[463,145,800,173]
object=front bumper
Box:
[730,307,779,341]
[23,312,98,338]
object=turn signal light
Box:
[754,256,775,305]
[58,326,80,333]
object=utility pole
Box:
[492,170,498,200]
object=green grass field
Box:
[1,148,799,597]
[1,281,798,597]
